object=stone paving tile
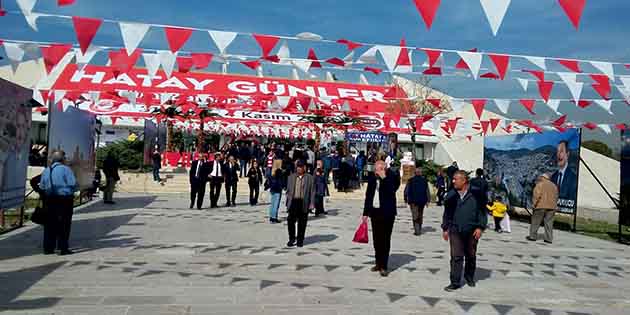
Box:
[1,193,630,314]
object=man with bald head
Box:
[39,150,78,255]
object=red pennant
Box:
[537,81,554,102]
[176,56,194,73]
[307,48,322,69]
[583,122,597,130]
[191,53,213,69]
[503,125,513,134]
[336,39,362,51]
[441,125,451,134]
[519,99,536,115]
[422,49,441,68]
[572,100,592,108]
[412,0,441,29]
[364,67,383,75]
[396,38,411,67]
[615,123,628,130]
[553,114,567,126]
[58,0,75,6]
[446,119,458,133]
[241,59,261,70]
[41,44,72,73]
[253,34,280,57]
[625,64,630,70]
[262,55,281,63]
[466,136,473,142]
[456,48,477,70]
[489,54,510,80]
[590,74,611,99]
[557,59,582,73]
[489,118,500,131]
[111,116,119,125]
[108,48,142,76]
[480,121,490,135]
[423,67,442,75]
[558,0,586,30]
[523,69,545,81]
[326,57,346,67]
[480,72,500,79]
[517,120,542,133]
[72,16,102,54]
[471,99,486,120]
[427,98,441,108]
[164,27,193,53]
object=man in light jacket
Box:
[285,161,316,248]
[527,173,559,243]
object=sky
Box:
[1,0,629,149]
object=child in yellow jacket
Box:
[487,196,508,233]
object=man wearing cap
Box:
[285,160,316,247]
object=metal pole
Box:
[573,129,583,232]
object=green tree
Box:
[583,140,616,160]
[96,140,145,170]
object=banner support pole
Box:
[572,129,584,232]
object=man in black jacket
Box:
[223,155,239,207]
[470,168,489,199]
[404,167,431,236]
[189,153,210,210]
[208,153,224,208]
[442,170,487,291]
[363,160,401,277]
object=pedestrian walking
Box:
[527,173,559,243]
[266,168,285,223]
[404,167,431,236]
[224,156,239,207]
[152,149,162,182]
[285,161,316,247]
[247,160,263,205]
[102,152,120,204]
[314,168,329,216]
[189,153,210,209]
[208,152,224,208]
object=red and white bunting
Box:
[524,56,547,70]
[557,59,582,73]
[357,46,379,64]
[471,99,486,119]
[208,30,237,54]
[557,72,583,104]
[594,99,613,114]
[546,99,561,114]
[58,0,75,6]
[307,48,322,69]
[479,0,512,36]
[558,0,586,30]
[119,22,150,55]
[537,81,554,102]
[142,52,161,78]
[337,39,363,51]
[253,34,280,57]
[41,43,72,73]
[519,99,536,115]
[157,50,177,77]
[190,53,213,69]
[2,42,26,72]
[164,27,193,53]
[493,99,510,114]
[74,45,100,70]
[457,51,483,79]
[517,78,529,91]
[488,54,510,80]
[412,0,441,29]
[72,16,102,54]
[422,49,442,68]
[591,61,614,80]
[376,45,401,72]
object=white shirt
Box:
[373,179,380,208]
[212,161,222,177]
[385,156,392,168]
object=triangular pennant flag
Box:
[493,99,510,114]
[519,99,536,115]
[480,0,512,36]
[488,54,510,80]
[558,0,586,30]
[547,99,562,114]
[471,99,486,119]
[208,30,237,54]
[457,51,482,79]
[343,51,355,66]
[176,56,194,73]
[357,46,379,64]
[412,0,441,29]
[41,43,73,73]
[359,73,369,85]
[615,123,628,131]
[307,48,322,69]
[573,100,592,108]
[142,53,161,78]
[32,89,46,106]
[591,74,611,99]
[74,46,100,70]
[537,81,554,102]
[489,118,501,131]
[591,61,614,80]
[24,13,42,31]
[292,59,312,73]
[58,0,75,6]
[191,53,213,69]
[523,69,545,81]
[594,100,613,114]
[364,67,383,75]
[277,41,290,64]
[480,72,500,79]
[16,0,36,15]
[119,22,150,55]
[241,59,261,70]
[557,59,582,73]
[525,56,547,70]
[377,45,402,72]
[427,98,441,109]
[598,124,612,134]
[157,50,177,77]
[422,49,441,68]
[558,74,584,104]
[3,42,25,72]
[109,48,142,76]
[72,16,103,54]
[480,120,491,135]
[396,38,412,67]
[517,78,529,91]
[553,114,567,127]
[583,122,597,130]
[164,27,193,53]
[325,71,335,82]
[326,57,346,67]
[337,39,363,51]
[253,34,280,57]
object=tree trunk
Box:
[196,119,205,153]
[166,120,174,152]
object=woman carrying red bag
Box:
[362,160,400,277]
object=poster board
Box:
[620,130,630,226]
[484,129,581,214]
[48,106,96,190]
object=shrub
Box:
[96,140,145,170]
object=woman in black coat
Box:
[247,160,263,205]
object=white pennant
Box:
[3,43,26,73]
[142,53,161,78]
[32,89,46,106]
[376,45,401,72]
[395,51,414,73]
[479,0,512,36]
[157,50,177,78]
[54,90,67,104]
[594,100,613,114]
[291,68,300,80]
[591,61,615,80]
[457,51,483,79]
[598,124,612,134]
[359,73,369,85]
[524,56,547,70]
[558,73,583,104]
[75,46,100,70]
[493,99,511,114]
[208,30,238,54]
[517,78,529,91]
[357,46,379,64]
[343,51,355,66]
[17,0,37,15]
[325,71,335,82]
[291,59,312,73]
[619,76,630,89]
[546,99,561,114]
[119,22,151,55]
[277,41,291,64]
[24,13,43,31]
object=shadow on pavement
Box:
[0,261,66,311]
[75,196,156,214]
[388,253,417,272]
[303,234,338,245]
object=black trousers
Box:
[314,195,325,214]
[249,184,259,205]
[449,230,479,285]
[287,199,308,244]
[190,180,206,209]
[494,216,503,231]
[225,182,237,205]
[437,187,445,205]
[43,196,74,252]
[371,215,395,270]
[209,177,222,207]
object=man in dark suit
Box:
[285,161,316,248]
[363,160,401,277]
[550,140,577,206]
[404,167,431,236]
[208,152,224,208]
[189,153,210,210]
[445,161,459,190]
[223,155,239,207]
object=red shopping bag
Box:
[352,218,369,244]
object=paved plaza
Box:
[1,192,629,315]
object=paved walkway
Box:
[1,192,629,315]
